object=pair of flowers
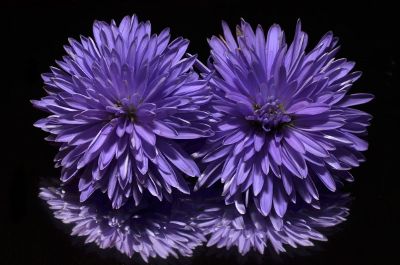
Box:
[33,14,372,261]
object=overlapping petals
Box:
[33,15,213,208]
[195,19,372,217]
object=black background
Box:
[3,0,397,264]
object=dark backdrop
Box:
[3,1,397,264]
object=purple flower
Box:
[194,191,350,255]
[195,19,373,217]
[39,185,206,262]
[32,15,213,208]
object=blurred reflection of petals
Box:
[39,186,205,262]
[194,191,350,255]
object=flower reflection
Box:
[40,184,350,260]
[39,186,205,262]
[194,191,350,255]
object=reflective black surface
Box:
[3,0,396,264]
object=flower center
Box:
[246,97,292,132]
[124,107,137,123]
[108,99,138,122]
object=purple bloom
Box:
[39,185,206,262]
[195,192,350,255]
[32,15,213,208]
[195,19,373,217]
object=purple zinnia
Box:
[195,191,350,255]
[32,15,213,208]
[195,19,373,217]
[39,185,205,262]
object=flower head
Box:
[33,15,213,208]
[195,19,372,217]
[195,191,350,255]
[39,185,205,262]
